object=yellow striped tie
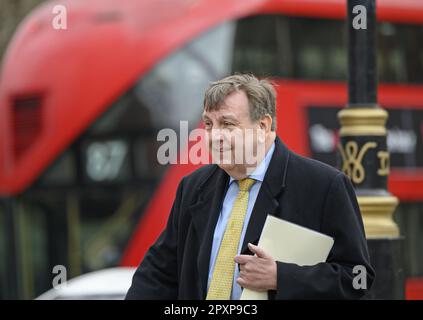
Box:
[206,178,256,300]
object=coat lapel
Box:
[240,183,279,254]
[240,137,291,254]
[189,166,229,298]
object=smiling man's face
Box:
[202,90,266,178]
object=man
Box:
[126,74,375,300]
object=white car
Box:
[36,267,136,300]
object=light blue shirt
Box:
[207,142,275,300]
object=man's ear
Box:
[259,115,273,133]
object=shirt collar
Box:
[229,141,276,185]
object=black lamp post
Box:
[338,0,405,299]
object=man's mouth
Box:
[213,147,231,153]
[210,143,231,152]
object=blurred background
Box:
[0,1,45,61]
[0,0,422,299]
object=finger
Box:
[248,243,271,259]
[234,254,253,265]
[236,277,247,288]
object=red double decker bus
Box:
[1,0,423,299]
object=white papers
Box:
[240,215,334,300]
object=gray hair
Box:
[203,74,277,131]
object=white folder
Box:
[240,215,334,300]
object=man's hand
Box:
[234,243,277,291]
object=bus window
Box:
[0,199,50,299]
[395,203,423,277]
[232,15,423,83]
[378,22,423,84]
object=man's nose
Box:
[209,128,228,141]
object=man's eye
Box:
[204,122,212,128]
[223,121,233,126]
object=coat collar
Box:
[189,136,290,297]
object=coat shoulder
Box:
[181,164,220,190]
[287,150,344,186]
